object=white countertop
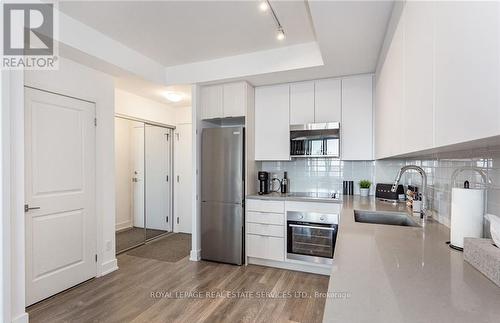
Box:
[323,196,500,323]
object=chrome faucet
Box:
[391,165,427,217]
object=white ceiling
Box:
[225,0,395,86]
[114,77,192,108]
[59,0,316,67]
[58,0,394,102]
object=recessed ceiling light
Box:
[163,91,183,102]
[259,1,269,12]
[276,28,285,41]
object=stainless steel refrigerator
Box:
[201,126,244,265]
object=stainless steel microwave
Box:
[290,122,340,158]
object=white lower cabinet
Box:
[247,223,284,237]
[245,199,341,272]
[246,199,285,262]
[246,234,284,261]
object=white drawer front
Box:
[247,234,284,261]
[246,199,285,213]
[247,223,284,237]
[246,211,284,225]
[285,201,341,214]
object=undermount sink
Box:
[354,210,420,227]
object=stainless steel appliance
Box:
[258,171,270,195]
[201,127,244,265]
[290,122,340,158]
[287,211,338,265]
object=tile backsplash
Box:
[260,147,500,229]
[260,159,376,196]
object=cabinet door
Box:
[341,76,373,160]
[403,1,434,153]
[290,81,314,124]
[314,78,341,122]
[375,14,404,159]
[246,234,284,261]
[201,85,223,119]
[255,84,290,161]
[434,1,500,146]
[223,82,246,118]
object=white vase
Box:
[360,188,370,197]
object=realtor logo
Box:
[2,2,58,69]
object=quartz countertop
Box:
[246,192,343,204]
[323,196,500,323]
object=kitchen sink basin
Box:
[354,210,420,227]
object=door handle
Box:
[24,204,40,212]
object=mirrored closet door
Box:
[115,116,173,253]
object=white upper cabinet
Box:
[403,1,434,153]
[223,82,247,118]
[315,78,341,123]
[290,81,315,125]
[375,1,500,159]
[255,84,290,161]
[434,1,500,147]
[342,76,373,160]
[375,13,404,159]
[201,82,249,120]
[201,85,223,120]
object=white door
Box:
[174,124,192,233]
[25,87,96,306]
[145,126,172,234]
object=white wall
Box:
[24,57,118,276]
[1,70,14,323]
[115,88,177,125]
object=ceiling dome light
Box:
[259,1,269,12]
[276,28,285,41]
[163,91,183,102]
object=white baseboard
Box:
[98,258,118,277]
[248,257,331,276]
[115,220,132,231]
[12,312,29,323]
[189,249,201,261]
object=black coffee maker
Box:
[258,171,270,195]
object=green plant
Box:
[359,180,371,189]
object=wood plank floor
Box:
[27,253,330,323]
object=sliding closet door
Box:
[145,125,173,240]
[115,118,146,253]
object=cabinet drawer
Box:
[246,199,284,213]
[246,234,284,261]
[246,211,284,225]
[285,201,341,215]
[247,223,284,237]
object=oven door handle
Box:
[289,224,336,231]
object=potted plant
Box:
[359,180,371,197]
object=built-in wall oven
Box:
[286,211,338,265]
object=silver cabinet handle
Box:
[24,204,40,212]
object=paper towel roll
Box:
[450,188,485,249]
